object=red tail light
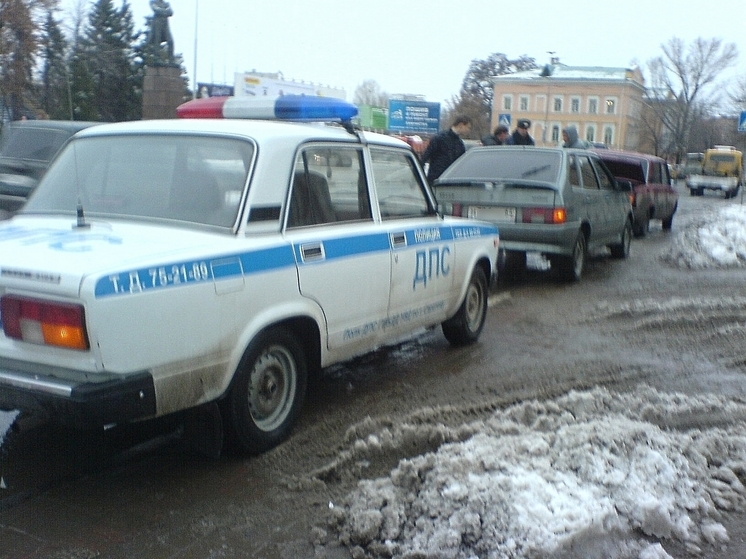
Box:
[451,203,463,217]
[628,193,636,207]
[1,295,89,350]
[522,207,567,224]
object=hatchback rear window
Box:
[439,150,561,184]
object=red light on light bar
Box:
[176,96,228,119]
[176,95,358,122]
[1,295,89,350]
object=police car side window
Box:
[370,148,430,220]
[288,146,370,228]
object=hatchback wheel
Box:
[552,232,586,282]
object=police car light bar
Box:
[176,95,359,122]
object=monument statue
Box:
[148,0,175,63]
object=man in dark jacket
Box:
[481,125,510,146]
[421,115,472,183]
[509,118,535,146]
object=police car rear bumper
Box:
[0,357,156,428]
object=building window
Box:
[503,95,513,111]
[606,98,616,114]
[604,126,614,145]
[588,98,598,114]
[553,96,563,112]
[570,97,580,113]
[537,95,547,113]
[520,96,529,111]
[586,126,596,143]
[551,125,560,143]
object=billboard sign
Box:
[388,100,440,134]
[234,73,346,100]
[196,83,234,98]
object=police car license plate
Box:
[469,206,516,223]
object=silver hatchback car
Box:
[433,146,633,282]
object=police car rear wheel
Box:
[441,266,488,346]
[226,327,308,455]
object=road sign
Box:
[498,114,512,128]
[739,111,746,133]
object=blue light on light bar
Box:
[177,95,358,122]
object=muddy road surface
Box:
[3,183,746,558]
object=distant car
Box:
[0,119,99,215]
[593,149,678,237]
[433,146,633,282]
[0,95,499,455]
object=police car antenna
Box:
[75,200,90,229]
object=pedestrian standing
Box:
[509,119,535,146]
[421,115,473,184]
[481,125,510,146]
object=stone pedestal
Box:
[142,65,185,119]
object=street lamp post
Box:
[192,0,198,99]
[541,52,555,146]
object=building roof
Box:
[493,64,645,87]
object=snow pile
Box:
[329,387,746,559]
[664,205,746,268]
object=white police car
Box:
[0,96,499,454]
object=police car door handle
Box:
[391,232,407,248]
[300,242,325,262]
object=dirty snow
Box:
[325,205,746,558]
[663,205,746,269]
[330,386,746,559]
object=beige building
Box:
[491,62,646,149]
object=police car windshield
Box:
[24,134,253,229]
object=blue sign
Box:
[498,114,512,128]
[388,100,440,134]
[739,111,746,133]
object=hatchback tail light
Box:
[522,207,567,224]
[1,295,89,350]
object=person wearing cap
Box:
[481,125,511,146]
[421,115,472,184]
[510,119,535,146]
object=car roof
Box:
[592,148,664,164]
[74,118,409,149]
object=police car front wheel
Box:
[225,327,308,455]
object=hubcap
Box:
[248,345,296,431]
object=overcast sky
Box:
[61,0,746,105]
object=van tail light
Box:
[522,207,567,224]
[628,193,636,207]
[1,295,89,350]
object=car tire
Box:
[632,215,649,238]
[662,205,676,230]
[224,327,307,455]
[610,219,632,259]
[500,250,527,282]
[442,266,488,346]
[552,232,586,283]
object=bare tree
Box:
[353,79,389,108]
[450,53,537,139]
[0,0,57,119]
[646,37,738,160]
